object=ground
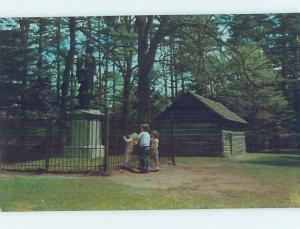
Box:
[1,152,300,211]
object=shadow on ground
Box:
[240,155,300,168]
[254,150,300,155]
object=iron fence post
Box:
[171,113,176,165]
[45,120,53,172]
[103,111,110,174]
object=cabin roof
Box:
[158,91,248,124]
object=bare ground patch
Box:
[107,162,272,197]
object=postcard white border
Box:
[0,0,300,228]
[0,0,299,17]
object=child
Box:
[123,133,138,167]
[138,124,151,173]
[150,130,160,171]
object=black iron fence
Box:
[0,116,160,173]
[0,117,106,172]
[2,113,298,175]
[0,118,49,170]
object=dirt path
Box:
[0,160,272,197]
[108,162,267,196]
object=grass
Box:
[0,175,216,211]
[1,152,300,211]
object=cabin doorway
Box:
[228,133,233,155]
[223,131,234,156]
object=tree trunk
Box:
[161,59,168,98]
[104,54,109,109]
[60,17,76,114]
[173,39,178,96]
[122,56,133,128]
[170,38,175,100]
[97,55,103,107]
[96,17,103,108]
[279,15,288,78]
[59,17,76,155]
[70,63,76,108]
[56,17,61,107]
[136,16,168,123]
[111,63,116,112]
[37,18,45,79]
[136,16,149,123]
[19,18,30,119]
[137,65,151,123]
[181,74,185,93]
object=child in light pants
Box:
[123,133,138,167]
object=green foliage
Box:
[0,14,298,146]
[0,30,24,113]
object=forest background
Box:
[0,14,299,151]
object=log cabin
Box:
[156,91,248,157]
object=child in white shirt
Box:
[138,124,150,173]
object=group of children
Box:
[123,124,159,173]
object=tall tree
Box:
[19,18,30,119]
[0,27,24,115]
[105,16,137,126]
[56,17,62,107]
[136,16,170,123]
[60,17,76,114]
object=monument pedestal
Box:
[69,109,105,159]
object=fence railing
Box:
[0,117,141,173]
[0,116,157,173]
